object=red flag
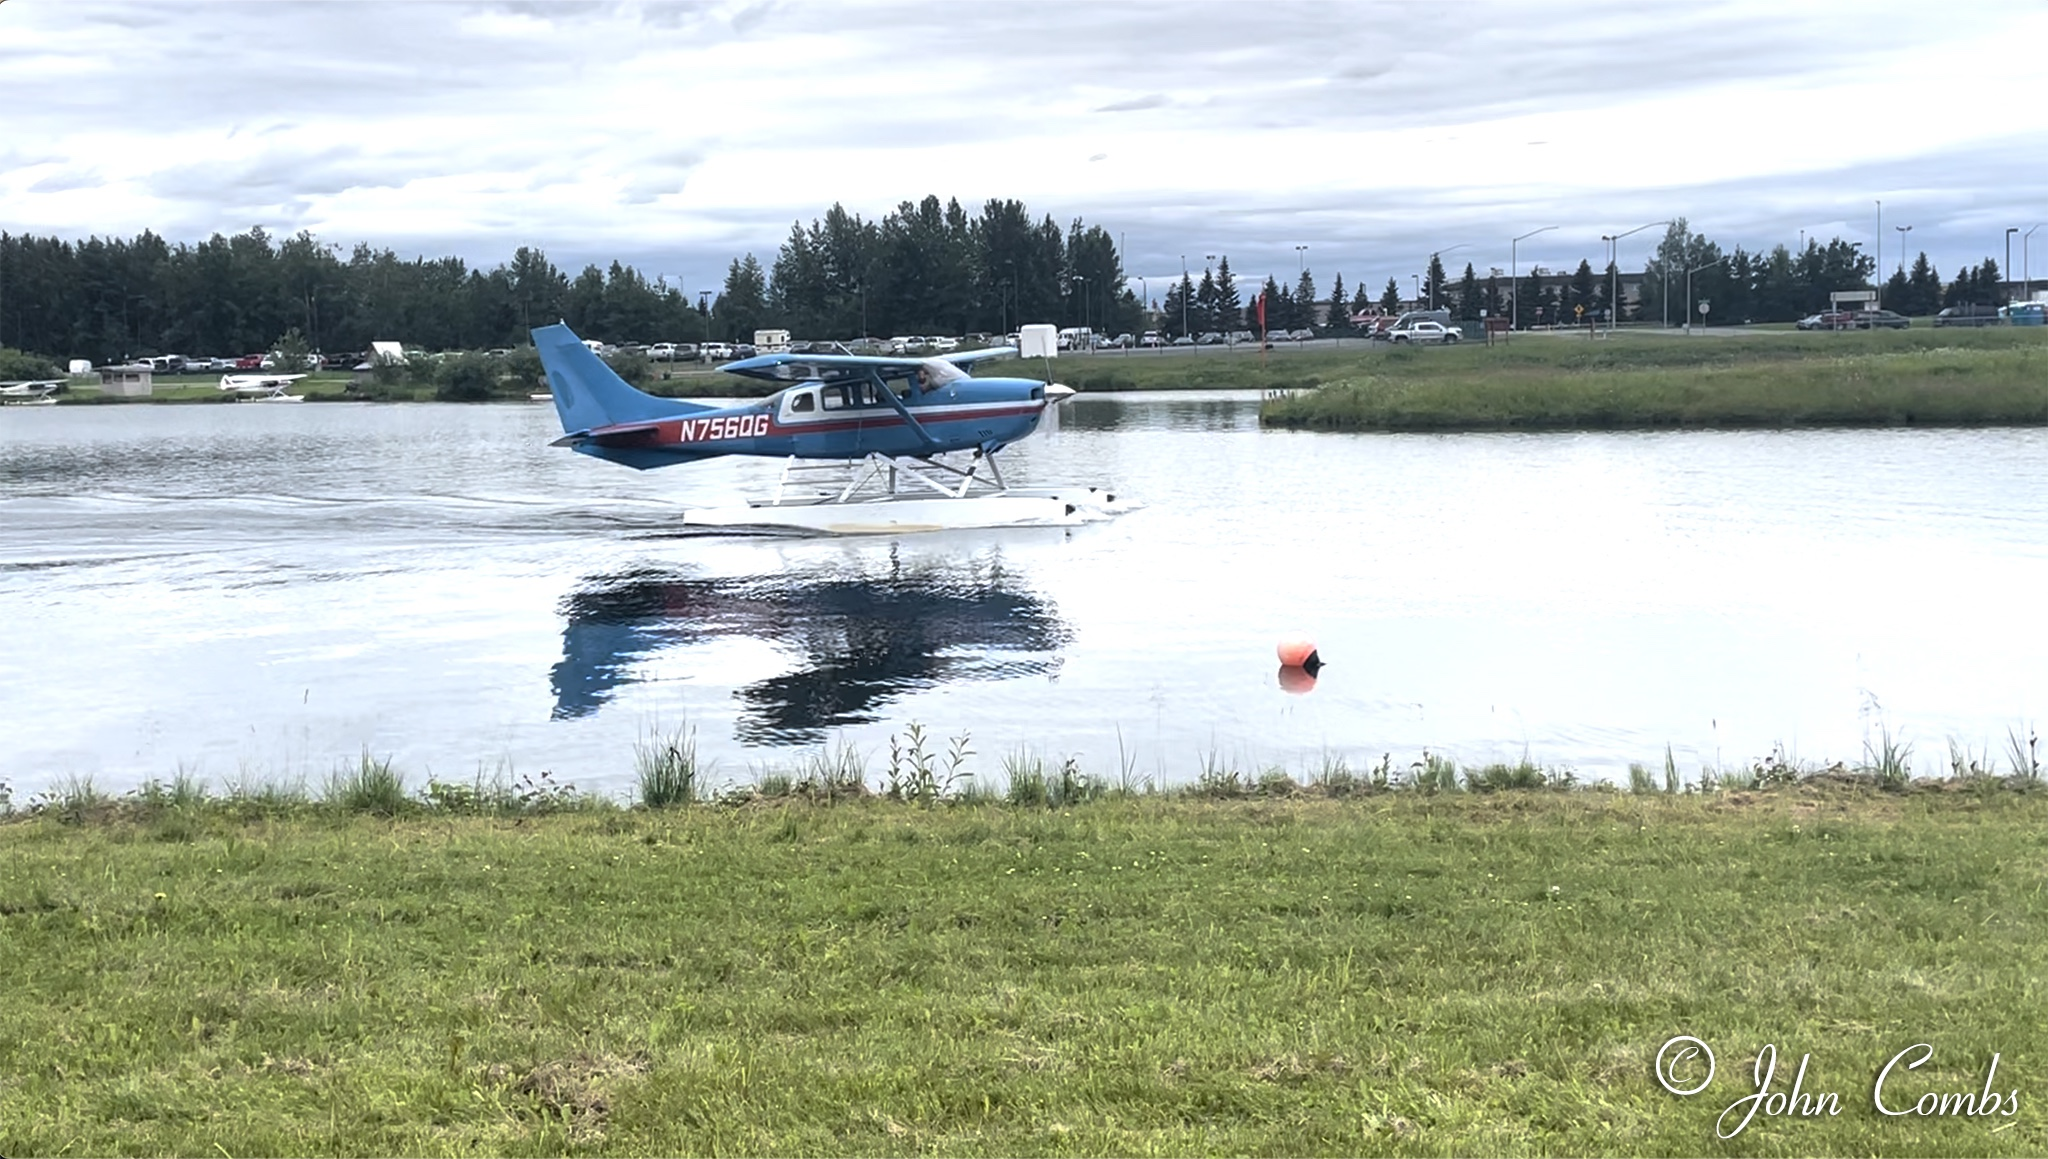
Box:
[1256,291,1266,330]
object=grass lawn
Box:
[5,784,2047,1155]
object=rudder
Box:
[531,323,711,432]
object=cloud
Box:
[1,0,2043,293]
[1095,95,1169,113]
[27,168,104,194]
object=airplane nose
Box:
[1045,383,1077,404]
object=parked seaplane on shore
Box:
[218,373,306,402]
[0,379,62,405]
[531,322,1131,534]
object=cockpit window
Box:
[821,385,847,410]
[917,359,966,388]
[790,391,815,413]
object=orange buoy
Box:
[1277,637,1321,672]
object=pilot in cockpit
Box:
[912,367,930,394]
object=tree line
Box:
[0,208,2026,368]
[0,195,1145,365]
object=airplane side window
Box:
[860,383,878,406]
[821,386,846,410]
[791,392,815,413]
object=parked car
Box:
[1388,321,1462,345]
[1934,304,2004,327]
[1140,331,1164,347]
[1196,331,1224,345]
[1852,309,1909,330]
[647,342,681,360]
[1798,310,1857,331]
[699,341,734,361]
[1171,335,1196,346]
[1290,328,1316,341]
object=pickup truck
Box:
[1386,320,1462,345]
[1934,304,2003,327]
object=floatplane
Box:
[531,322,1130,534]
[218,373,306,402]
[0,379,62,405]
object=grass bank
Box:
[1259,328,2048,431]
[6,766,2048,1155]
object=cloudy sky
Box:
[7,0,2048,301]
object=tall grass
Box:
[329,750,408,815]
[2007,726,2041,782]
[1003,751,1098,807]
[1863,727,1915,789]
[1259,330,2048,431]
[635,727,700,809]
[20,715,2048,826]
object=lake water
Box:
[6,394,2047,799]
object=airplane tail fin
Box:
[532,322,713,432]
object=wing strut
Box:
[870,371,939,451]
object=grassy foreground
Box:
[1258,328,2048,431]
[6,781,2048,1156]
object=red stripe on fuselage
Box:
[759,402,1044,437]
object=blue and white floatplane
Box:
[532,323,1135,534]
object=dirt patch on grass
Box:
[1249,1052,1350,1084]
[507,1051,649,1140]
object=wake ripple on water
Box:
[0,490,697,556]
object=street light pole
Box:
[1411,274,1420,309]
[1512,226,1557,336]
[1894,225,1912,274]
[2007,227,2019,305]
[1179,255,1188,339]
[1601,221,1670,334]
[2026,225,2042,302]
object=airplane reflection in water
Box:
[550,553,1070,744]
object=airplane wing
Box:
[719,346,1016,384]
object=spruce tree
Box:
[1570,259,1597,323]
[1195,268,1218,334]
[1424,254,1449,311]
[1326,273,1348,334]
[1456,262,1480,321]
[1903,252,1938,317]
[1214,256,1242,332]
[1379,277,1401,315]
[1294,267,1316,329]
